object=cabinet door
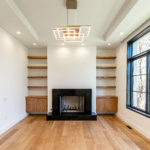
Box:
[26,97,47,113]
[36,99,47,112]
[26,98,37,112]
[96,98,118,113]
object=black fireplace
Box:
[47,89,97,120]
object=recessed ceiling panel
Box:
[14,0,125,43]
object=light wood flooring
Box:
[0,115,150,150]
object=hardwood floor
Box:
[0,115,150,150]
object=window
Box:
[127,26,150,117]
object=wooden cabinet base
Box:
[96,96,118,114]
[26,96,47,113]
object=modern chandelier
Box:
[52,0,91,43]
[53,25,91,42]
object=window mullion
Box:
[130,61,133,107]
[146,54,149,114]
[147,54,150,114]
[130,44,133,107]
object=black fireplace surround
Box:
[47,89,97,120]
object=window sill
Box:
[127,106,150,118]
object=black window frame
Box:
[127,25,150,118]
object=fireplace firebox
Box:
[47,89,97,120]
[60,96,84,113]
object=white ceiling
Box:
[0,0,150,48]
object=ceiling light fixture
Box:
[33,42,37,46]
[53,1,91,43]
[17,31,21,35]
[108,43,111,46]
[53,25,91,43]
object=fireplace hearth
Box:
[47,89,97,120]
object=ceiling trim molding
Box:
[6,0,39,41]
[103,0,138,41]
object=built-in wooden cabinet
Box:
[26,48,48,114]
[96,49,118,114]
[26,96,47,113]
[96,96,118,113]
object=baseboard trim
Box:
[117,114,150,140]
[0,113,28,135]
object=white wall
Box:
[116,20,150,139]
[0,27,28,134]
[48,46,96,112]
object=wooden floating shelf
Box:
[28,76,47,79]
[96,56,116,59]
[97,96,118,99]
[26,96,48,99]
[96,86,116,89]
[28,56,47,59]
[96,66,116,69]
[96,76,116,79]
[28,66,47,69]
[28,86,47,89]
